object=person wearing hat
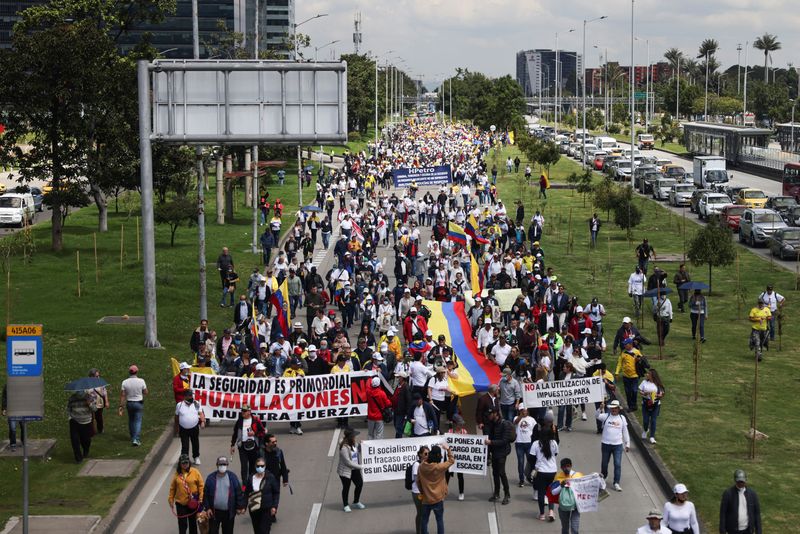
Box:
[366,375,392,440]
[637,509,671,534]
[596,399,630,492]
[304,345,328,376]
[758,284,785,341]
[168,453,204,534]
[748,298,771,362]
[174,388,205,466]
[427,365,454,430]
[612,317,648,354]
[288,321,308,346]
[337,428,365,512]
[119,364,148,446]
[403,307,429,345]
[363,351,389,381]
[477,317,496,355]
[663,483,700,534]
[203,456,246,532]
[719,470,762,534]
[173,362,192,403]
[615,338,643,412]
[230,404,267,484]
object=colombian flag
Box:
[465,214,489,245]
[469,251,484,294]
[270,279,292,337]
[447,221,467,245]
[424,300,501,396]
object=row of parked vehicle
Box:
[0,186,44,227]
[540,126,800,260]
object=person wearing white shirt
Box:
[476,319,496,353]
[409,359,434,397]
[530,435,559,521]
[174,391,205,465]
[758,285,785,341]
[410,446,430,533]
[595,399,630,492]
[636,509,671,534]
[628,267,646,317]
[491,337,512,367]
[663,483,700,534]
[513,405,535,487]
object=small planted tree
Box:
[613,187,642,239]
[686,218,736,293]
[155,197,197,246]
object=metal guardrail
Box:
[738,146,798,171]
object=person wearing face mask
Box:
[168,454,204,534]
[245,457,280,534]
[174,389,205,466]
[203,456,246,534]
[173,362,192,403]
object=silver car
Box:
[653,178,677,201]
[669,183,695,207]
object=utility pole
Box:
[252,0,260,254]
[737,43,742,95]
[743,41,749,121]
[191,0,207,320]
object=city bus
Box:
[783,163,800,200]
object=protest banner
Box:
[360,434,487,482]
[392,165,452,188]
[569,473,604,513]
[493,289,523,312]
[189,371,372,422]
[523,376,605,408]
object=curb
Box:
[96,424,174,534]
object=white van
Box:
[0,193,35,227]
[595,136,618,150]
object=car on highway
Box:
[721,204,746,233]
[639,171,665,195]
[683,171,694,184]
[738,208,788,247]
[784,206,800,227]
[0,193,35,227]
[655,158,673,169]
[567,143,582,157]
[614,160,634,182]
[653,177,677,201]
[668,183,695,207]
[697,192,731,220]
[593,153,607,170]
[768,228,800,259]
[735,188,768,209]
[634,164,657,187]
[12,185,44,212]
[637,133,654,150]
[42,181,53,194]
[662,164,686,182]
[764,196,799,220]
[689,188,712,213]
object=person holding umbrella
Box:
[67,389,96,463]
[687,288,708,343]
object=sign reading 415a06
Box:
[6,324,43,377]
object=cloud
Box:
[300,0,800,85]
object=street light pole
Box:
[645,39,650,130]
[582,16,607,168]
[791,99,796,153]
[743,41,749,121]
[704,50,710,122]
[737,43,742,95]
[191,0,207,319]
[630,0,635,183]
[676,56,681,120]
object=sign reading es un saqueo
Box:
[523,376,604,408]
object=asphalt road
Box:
[113,183,670,534]
[0,171,52,236]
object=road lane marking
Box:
[327,428,341,457]
[125,449,181,534]
[488,511,499,534]
[304,502,322,534]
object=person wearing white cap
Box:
[637,509,670,534]
[663,483,700,534]
[173,362,192,403]
[476,318,496,354]
[366,375,392,440]
[596,399,630,492]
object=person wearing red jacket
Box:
[366,376,392,440]
[403,308,428,343]
[172,362,191,403]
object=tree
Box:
[592,176,617,221]
[613,187,642,238]
[753,34,781,83]
[155,196,197,246]
[663,48,683,78]
[686,218,736,293]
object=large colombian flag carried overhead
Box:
[424,299,501,396]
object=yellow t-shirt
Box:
[749,307,771,331]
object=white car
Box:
[698,192,732,220]
[653,178,677,201]
[0,193,35,227]
[668,183,695,207]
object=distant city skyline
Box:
[299,0,798,86]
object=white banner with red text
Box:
[359,434,488,482]
[189,372,372,422]
[523,376,605,408]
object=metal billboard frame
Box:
[137,59,348,347]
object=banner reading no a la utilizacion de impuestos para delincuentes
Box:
[523,376,605,408]
[392,165,452,187]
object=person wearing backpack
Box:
[484,409,514,505]
[407,446,430,534]
[552,458,585,534]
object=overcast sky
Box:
[299,0,799,87]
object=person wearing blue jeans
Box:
[421,501,444,534]
[418,444,454,534]
[119,365,148,446]
[557,403,574,431]
[595,400,630,491]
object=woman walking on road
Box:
[168,454,204,534]
[638,369,665,444]
[245,457,280,534]
[337,428,365,512]
[531,428,559,522]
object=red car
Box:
[593,154,606,170]
[721,204,746,233]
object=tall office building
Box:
[516,49,583,97]
[1,0,294,59]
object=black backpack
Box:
[404,461,417,490]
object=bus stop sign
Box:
[6,324,44,421]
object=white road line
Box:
[304,502,322,534]
[488,511,499,534]
[125,449,181,534]
[327,428,341,457]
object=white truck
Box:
[0,193,35,227]
[693,156,728,190]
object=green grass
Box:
[493,146,800,532]
[536,119,691,157]
[0,163,302,523]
